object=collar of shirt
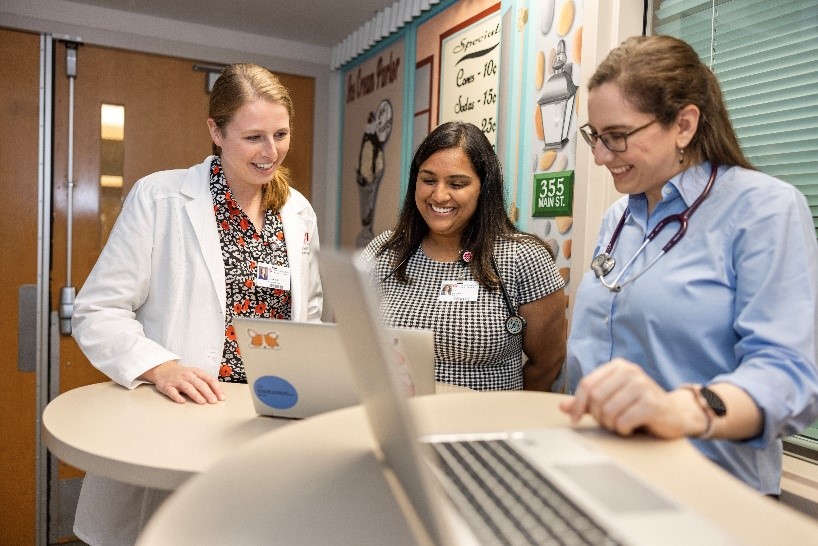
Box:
[625,161,714,233]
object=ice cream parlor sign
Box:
[345,50,401,104]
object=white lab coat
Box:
[71,156,323,545]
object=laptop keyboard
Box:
[429,439,621,546]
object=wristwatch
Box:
[681,384,726,439]
[700,385,727,417]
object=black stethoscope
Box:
[381,248,526,335]
[491,256,527,335]
[590,163,718,292]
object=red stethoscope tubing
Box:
[593,163,718,290]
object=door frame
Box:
[34,33,54,546]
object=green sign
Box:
[532,170,573,217]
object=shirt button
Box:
[604,316,609,324]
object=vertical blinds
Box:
[654,0,818,238]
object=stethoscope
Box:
[380,247,526,335]
[491,256,527,335]
[590,163,718,292]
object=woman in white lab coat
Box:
[71,63,322,545]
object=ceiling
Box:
[67,0,399,48]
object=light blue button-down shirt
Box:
[567,162,818,494]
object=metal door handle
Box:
[18,284,36,372]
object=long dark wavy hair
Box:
[377,121,552,288]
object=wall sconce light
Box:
[537,40,577,150]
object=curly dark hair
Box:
[377,121,552,288]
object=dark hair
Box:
[378,121,551,287]
[208,63,294,211]
[589,35,752,169]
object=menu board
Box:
[439,10,501,146]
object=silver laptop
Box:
[319,249,741,546]
[234,317,435,419]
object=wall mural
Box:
[527,0,583,300]
[338,0,582,287]
[354,99,392,247]
[341,43,404,249]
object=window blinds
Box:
[654,0,818,238]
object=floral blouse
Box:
[209,156,291,382]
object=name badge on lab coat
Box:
[256,262,290,290]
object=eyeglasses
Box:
[579,119,657,153]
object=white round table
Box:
[137,390,818,545]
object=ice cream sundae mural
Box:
[342,43,401,249]
[355,99,392,248]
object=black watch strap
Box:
[700,385,727,417]
[680,384,726,439]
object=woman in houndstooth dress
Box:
[360,121,566,391]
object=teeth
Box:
[609,166,629,175]
[431,205,454,213]
[254,163,273,169]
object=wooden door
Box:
[1,34,315,543]
[0,27,42,546]
[276,72,314,200]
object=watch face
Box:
[701,386,727,416]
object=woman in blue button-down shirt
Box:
[560,35,818,495]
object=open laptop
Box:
[234,317,435,419]
[319,249,741,546]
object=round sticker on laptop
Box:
[253,375,298,409]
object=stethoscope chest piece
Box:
[591,253,616,278]
[505,314,526,335]
[490,256,526,336]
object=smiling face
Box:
[207,98,290,200]
[587,82,696,210]
[415,147,481,246]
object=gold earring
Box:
[678,147,685,164]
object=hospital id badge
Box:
[256,262,291,290]
[438,280,478,302]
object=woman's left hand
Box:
[558,358,701,439]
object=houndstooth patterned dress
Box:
[361,231,564,390]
